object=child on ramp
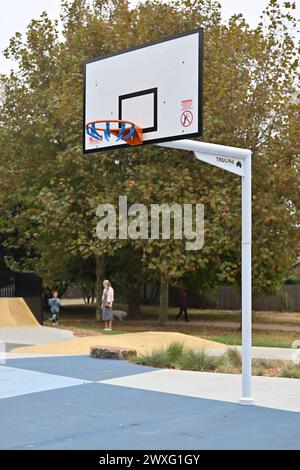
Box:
[48,291,61,326]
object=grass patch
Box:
[102,329,129,336]
[139,305,300,326]
[204,335,242,346]
[58,320,129,336]
[61,302,300,327]
[202,332,299,349]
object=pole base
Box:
[239,397,254,406]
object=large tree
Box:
[0,0,299,323]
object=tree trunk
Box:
[95,254,105,322]
[127,284,141,317]
[159,273,169,326]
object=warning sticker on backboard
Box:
[181,99,193,111]
[180,110,193,127]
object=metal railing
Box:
[0,270,16,297]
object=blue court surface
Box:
[0,355,300,450]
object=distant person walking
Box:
[175,290,189,322]
[101,280,114,331]
[48,291,61,325]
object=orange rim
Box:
[86,119,136,132]
[86,119,143,146]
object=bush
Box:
[165,342,185,363]
[135,342,185,369]
[179,349,219,372]
[135,348,172,368]
[253,358,269,369]
[133,344,297,379]
[252,365,266,376]
[280,365,300,379]
[251,358,267,376]
[218,348,242,373]
[225,348,242,367]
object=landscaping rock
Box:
[90,346,137,360]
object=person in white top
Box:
[101,279,114,331]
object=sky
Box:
[0,0,299,75]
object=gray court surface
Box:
[0,355,300,450]
[0,326,74,345]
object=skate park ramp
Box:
[0,298,39,327]
[11,331,226,356]
[0,298,74,351]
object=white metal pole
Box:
[158,139,254,404]
[239,150,254,405]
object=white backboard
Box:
[83,29,203,153]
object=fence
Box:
[167,284,300,312]
[0,270,15,297]
[0,270,43,323]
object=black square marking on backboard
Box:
[118,88,158,133]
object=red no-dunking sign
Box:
[180,110,193,127]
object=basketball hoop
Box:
[86,120,143,146]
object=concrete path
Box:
[0,356,299,450]
[174,319,300,332]
[0,326,74,349]
[244,345,300,361]
[103,368,300,413]
[209,345,300,362]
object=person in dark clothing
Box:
[175,290,189,322]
